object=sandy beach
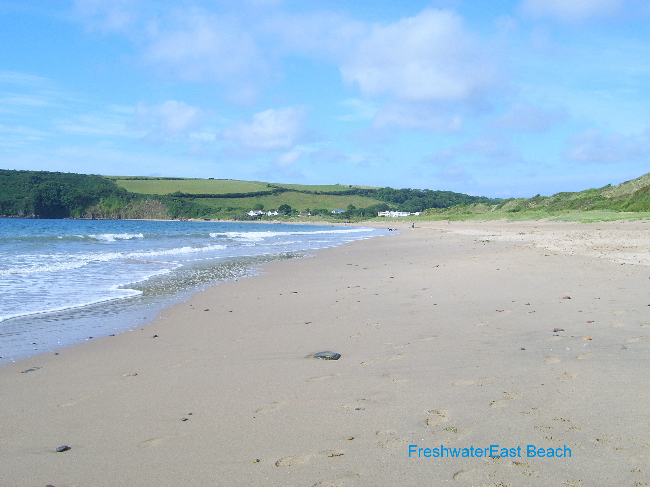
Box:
[2,219,650,486]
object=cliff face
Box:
[82,199,170,220]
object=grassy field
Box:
[112,178,379,196]
[113,179,271,195]
[271,183,379,192]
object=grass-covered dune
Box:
[412,173,650,222]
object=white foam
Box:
[88,233,145,241]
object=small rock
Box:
[347,436,354,440]
[582,336,592,341]
[553,328,564,332]
[520,348,526,350]
[181,418,189,421]
[55,445,71,452]
[562,296,571,299]
[152,335,158,338]
[587,321,594,323]
[204,309,209,311]
[313,351,341,360]
[252,459,261,463]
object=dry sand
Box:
[2,219,650,486]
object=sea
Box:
[0,219,389,363]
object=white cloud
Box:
[73,0,139,33]
[492,103,567,132]
[372,102,463,132]
[265,10,366,62]
[340,8,500,103]
[274,150,303,167]
[133,100,206,142]
[223,105,308,151]
[566,128,650,163]
[519,0,624,22]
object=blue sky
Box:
[1,0,649,197]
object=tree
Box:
[252,202,264,211]
[278,203,292,213]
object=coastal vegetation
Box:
[2,168,650,222]
[1,169,502,220]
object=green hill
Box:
[420,173,650,221]
[8,168,650,222]
[0,169,502,220]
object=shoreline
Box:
[0,220,383,364]
[2,219,650,485]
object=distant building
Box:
[299,212,310,216]
[378,211,412,217]
[331,209,345,214]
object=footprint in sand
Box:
[490,395,515,408]
[275,450,345,467]
[452,380,474,386]
[308,374,341,382]
[376,430,407,449]
[139,437,163,448]
[275,455,310,467]
[480,376,499,383]
[452,468,476,480]
[256,402,283,414]
[431,427,471,444]
[383,373,407,384]
[558,372,576,381]
[544,356,561,364]
[426,409,449,426]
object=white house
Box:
[378,211,411,217]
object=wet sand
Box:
[2,219,650,486]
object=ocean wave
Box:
[213,227,373,242]
[0,244,227,276]
[87,233,145,241]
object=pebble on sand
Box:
[313,351,341,360]
[553,328,564,332]
[55,445,71,452]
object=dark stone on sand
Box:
[562,296,571,299]
[553,328,564,332]
[153,335,158,338]
[181,417,189,421]
[21,367,41,373]
[520,348,526,350]
[55,445,71,452]
[313,351,341,360]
